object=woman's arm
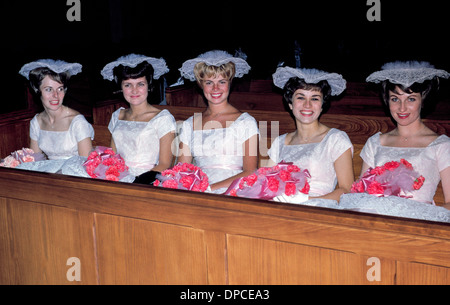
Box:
[77,137,93,157]
[440,166,450,209]
[312,148,354,202]
[152,132,175,173]
[209,134,259,192]
[30,138,42,154]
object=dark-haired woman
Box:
[268,66,354,203]
[100,54,176,178]
[19,59,94,159]
[339,62,450,218]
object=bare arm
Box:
[312,148,355,202]
[152,132,175,173]
[440,166,450,209]
[77,137,93,157]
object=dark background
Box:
[2,0,449,113]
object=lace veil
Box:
[179,50,251,81]
[272,66,347,96]
[19,59,82,80]
[366,61,450,87]
[101,53,169,81]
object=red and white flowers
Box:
[351,159,425,198]
[153,163,209,192]
[0,148,45,168]
[83,146,129,181]
[225,162,310,200]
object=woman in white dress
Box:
[177,50,259,194]
[100,54,176,181]
[339,62,450,222]
[268,67,354,203]
[19,59,94,160]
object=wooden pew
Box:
[0,166,449,285]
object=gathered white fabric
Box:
[179,50,251,81]
[19,59,82,79]
[360,133,450,204]
[30,114,94,160]
[268,129,353,197]
[272,66,347,96]
[179,112,259,194]
[366,61,450,87]
[101,53,169,81]
[108,108,176,176]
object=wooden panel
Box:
[95,213,208,285]
[0,198,97,284]
[227,234,396,285]
[397,261,450,285]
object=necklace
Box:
[397,125,426,142]
[49,106,69,129]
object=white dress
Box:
[16,114,95,175]
[30,114,94,160]
[268,128,353,197]
[108,108,176,176]
[179,112,259,194]
[339,133,450,223]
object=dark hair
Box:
[282,77,332,109]
[28,67,69,94]
[113,61,155,92]
[381,78,439,105]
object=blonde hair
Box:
[193,62,236,86]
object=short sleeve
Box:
[235,113,259,144]
[436,136,450,172]
[29,115,40,141]
[360,133,380,168]
[71,115,95,142]
[267,135,283,164]
[329,129,353,162]
[154,110,176,139]
[179,116,194,146]
[108,108,123,134]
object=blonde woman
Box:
[178,50,259,194]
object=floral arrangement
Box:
[351,159,425,198]
[153,162,209,192]
[0,148,45,168]
[83,146,129,181]
[224,162,310,200]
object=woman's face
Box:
[121,76,149,105]
[39,75,65,111]
[289,89,323,124]
[388,86,422,126]
[201,74,230,105]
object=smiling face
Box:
[39,75,66,111]
[289,89,323,124]
[121,76,149,105]
[388,86,422,126]
[201,75,230,105]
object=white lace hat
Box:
[19,59,82,80]
[366,61,450,88]
[272,66,347,96]
[101,53,169,81]
[179,50,251,81]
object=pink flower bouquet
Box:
[351,159,425,198]
[224,162,310,200]
[153,163,209,192]
[0,148,45,168]
[83,146,129,181]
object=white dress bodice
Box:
[30,114,94,160]
[108,108,176,176]
[268,128,353,197]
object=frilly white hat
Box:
[101,53,169,81]
[272,66,347,96]
[179,50,251,81]
[19,59,82,80]
[366,61,450,88]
